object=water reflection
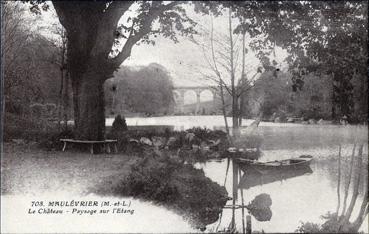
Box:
[239,165,313,190]
[110,116,368,232]
[200,158,368,233]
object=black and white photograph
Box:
[1,1,368,233]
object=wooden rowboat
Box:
[236,155,313,171]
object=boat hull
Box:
[237,155,313,173]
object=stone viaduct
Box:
[172,86,219,114]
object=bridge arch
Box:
[183,90,197,105]
[172,86,218,115]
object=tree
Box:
[191,9,269,139]
[27,1,196,140]
[290,73,333,120]
[2,1,33,115]
[230,1,368,122]
[2,1,61,116]
[250,71,291,119]
[105,63,174,116]
[195,1,367,122]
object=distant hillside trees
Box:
[290,74,333,120]
[105,63,175,116]
[247,71,291,119]
[2,2,62,117]
[243,71,333,121]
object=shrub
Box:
[3,112,59,142]
[111,115,128,134]
[113,154,228,226]
[30,103,45,118]
[186,127,227,141]
[108,115,129,151]
[116,154,182,202]
[38,129,75,150]
[296,222,322,233]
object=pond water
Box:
[189,117,368,233]
[197,157,368,233]
[107,115,319,130]
[3,116,367,233]
[116,115,368,233]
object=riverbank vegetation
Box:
[95,152,228,227]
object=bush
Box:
[30,103,45,118]
[3,112,59,142]
[38,129,75,150]
[186,127,226,141]
[113,154,228,226]
[118,154,181,202]
[296,222,322,233]
[111,115,128,134]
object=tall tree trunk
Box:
[336,145,342,218]
[238,25,246,128]
[332,74,337,120]
[58,67,64,132]
[228,8,239,137]
[220,84,230,137]
[352,204,368,231]
[351,175,368,231]
[73,69,106,140]
[340,144,364,228]
[72,78,80,130]
[340,144,356,217]
[239,97,244,127]
[63,71,70,131]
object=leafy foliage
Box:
[234,1,367,121]
[114,154,228,226]
[105,63,174,115]
[195,1,367,122]
[296,221,322,233]
[3,2,61,116]
[186,127,226,141]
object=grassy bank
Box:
[2,143,228,228]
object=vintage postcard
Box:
[1,1,368,233]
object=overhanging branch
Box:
[109,1,183,68]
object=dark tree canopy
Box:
[232,1,367,121]
[105,63,175,115]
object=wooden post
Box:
[114,143,118,153]
[232,157,239,201]
[230,155,239,231]
[239,168,246,234]
[246,215,252,234]
[90,144,94,154]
